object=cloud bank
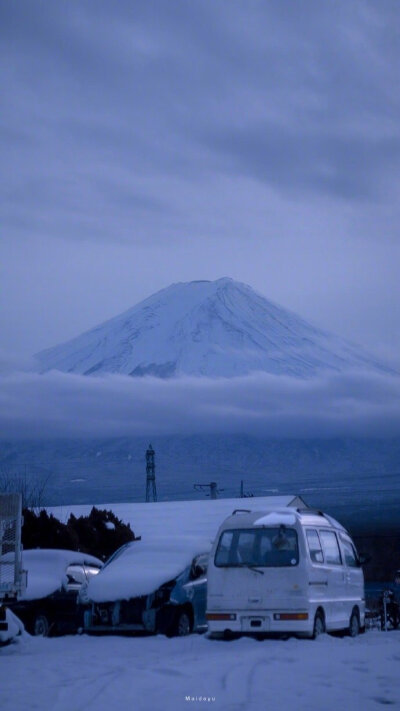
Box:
[0,369,399,440]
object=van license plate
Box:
[241,617,270,632]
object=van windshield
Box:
[215,527,299,568]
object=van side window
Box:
[215,531,234,566]
[319,530,342,566]
[340,537,359,568]
[306,529,324,564]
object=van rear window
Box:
[215,527,299,568]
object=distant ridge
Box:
[35,278,394,378]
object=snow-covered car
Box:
[6,549,102,636]
[84,541,208,637]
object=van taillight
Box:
[273,613,308,621]
[206,613,237,621]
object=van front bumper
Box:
[206,610,312,636]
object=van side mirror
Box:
[358,554,371,566]
[191,564,206,580]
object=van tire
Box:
[349,610,360,638]
[312,611,325,639]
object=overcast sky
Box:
[1,0,399,367]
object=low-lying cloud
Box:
[0,369,399,440]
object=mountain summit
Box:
[35,278,392,378]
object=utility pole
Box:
[240,479,254,498]
[194,482,223,500]
[145,444,157,502]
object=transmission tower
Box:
[145,444,157,502]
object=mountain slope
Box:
[34,278,393,377]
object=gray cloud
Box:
[2,0,399,242]
[201,124,400,201]
[0,370,399,440]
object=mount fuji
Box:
[35,278,392,378]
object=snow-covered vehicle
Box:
[7,549,102,636]
[207,507,366,639]
[83,540,208,637]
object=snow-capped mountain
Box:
[34,278,393,377]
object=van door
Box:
[339,534,364,623]
[318,529,347,629]
[305,528,329,608]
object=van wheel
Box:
[312,612,325,639]
[349,611,360,638]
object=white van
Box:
[206,507,365,639]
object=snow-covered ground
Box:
[1,630,400,711]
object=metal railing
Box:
[0,493,24,601]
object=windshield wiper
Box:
[240,563,264,575]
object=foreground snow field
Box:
[1,631,400,711]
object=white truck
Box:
[0,493,26,641]
[206,507,365,639]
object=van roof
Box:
[220,507,347,533]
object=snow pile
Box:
[51,496,303,602]
[15,549,102,601]
[253,511,297,526]
[87,536,207,602]
[35,278,392,378]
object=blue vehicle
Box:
[83,550,208,637]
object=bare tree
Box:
[0,466,51,511]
